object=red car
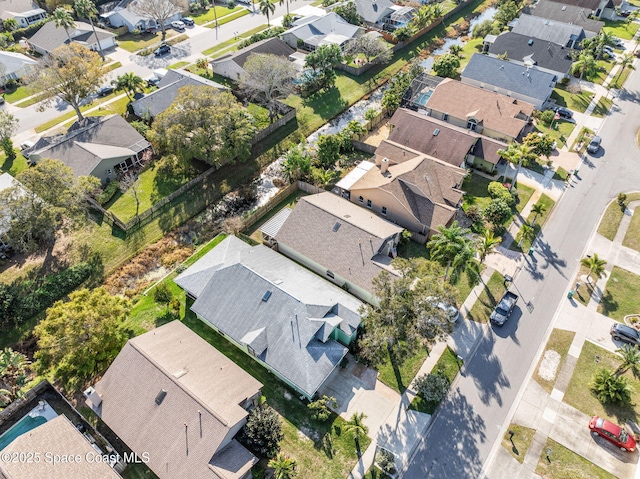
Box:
[589,416,637,452]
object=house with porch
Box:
[87,320,263,479]
[260,192,403,304]
[0,0,46,28]
[174,235,364,400]
[23,115,152,184]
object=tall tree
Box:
[530,203,547,226]
[615,53,635,83]
[498,143,536,190]
[427,221,479,283]
[34,288,131,389]
[129,0,186,41]
[359,259,456,367]
[240,403,284,458]
[614,344,640,378]
[0,110,19,164]
[344,412,368,454]
[571,52,598,80]
[477,229,501,263]
[518,223,536,248]
[112,71,145,101]
[303,44,343,91]
[580,253,607,283]
[346,34,392,64]
[0,349,30,407]
[149,85,256,167]
[259,0,276,27]
[240,53,297,120]
[268,452,298,479]
[449,44,464,58]
[31,43,107,122]
[432,53,460,78]
[52,7,76,44]
[74,0,104,59]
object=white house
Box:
[100,0,182,33]
[0,0,46,28]
[0,50,37,85]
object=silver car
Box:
[587,136,602,153]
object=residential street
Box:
[400,63,640,478]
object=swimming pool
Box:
[0,414,47,451]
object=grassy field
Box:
[603,19,640,40]
[591,97,613,118]
[622,206,640,252]
[34,95,131,133]
[409,346,461,414]
[117,30,179,52]
[205,9,250,28]
[377,345,429,394]
[534,120,576,148]
[534,329,575,393]
[462,173,493,211]
[168,61,189,69]
[597,266,640,321]
[551,87,593,113]
[501,424,536,464]
[564,340,640,425]
[593,59,615,85]
[597,193,640,240]
[516,183,535,214]
[0,149,29,176]
[467,271,506,323]
[535,438,617,479]
[3,85,34,104]
[191,5,242,25]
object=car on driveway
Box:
[154,44,171,57]
[171,20,185,31]
[610,322,640,347]
[587,136,602,153]
[589,416,637,452]
[181,17,194,26]
[554,107,573,119]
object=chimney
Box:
[381,158,389,174]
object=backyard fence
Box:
[297,181,324,195]
[251,106,296,145]
[239,181,300,231]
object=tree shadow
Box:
[468,335,511,407]
[598,290,617,318]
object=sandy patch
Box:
[538,350,561,381]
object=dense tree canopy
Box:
[303,44,343,91]
[240,53,297,119]
[129,0,186,40]
[149,85,256,167]
[0,348,30,407]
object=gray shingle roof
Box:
[522,0,604,34]
[266,192,403,296]
[0,0,40,18]
[225,37,295,69]
[175,236,364,398]
[132,69,226,119]
[488,32,574,75]
[461,54,556,104]
[94,320,262,479]
[355,0,395,24]
[286,12,363,45]
[28,21,115,54]
[510,14,592,47]
[26,115,150,177]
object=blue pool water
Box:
[415,91,433,106]
[0,415,47,451]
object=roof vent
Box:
[333,222,341,232]
[562,5,566,10]
[528,38,533,45]
[545,20,550,25]
[433,129,440,136]
[262,290,272,302]
[155,389,167,405]
[274,279,283,285]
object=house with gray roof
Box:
[0,0,46,28]
[510,14,595,49]
[354,0,415,30]
[543,0,621,19]
[100,0,182,32]
[175,235,364,399]
[0,51,37,85]
[24,115,152,184]
[27,21,117,56]
[522,0,604,34]
[486,32,574,78]
[131,69,227,119]
[280,12,364,52]
[88,320,263,479]
[461,53,557,109]
[212,37,297,81]
[260,192,403,304]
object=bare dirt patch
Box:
[538,350,561,382]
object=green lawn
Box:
[564,340,640,426]
[591,97,613,118]
[534,120,576,148]
[377,346,430,394]
[0,149,29,176]
[551,87,593,113]
[609,65,632,89]
[598,193,640,240]
[501,424,536,464]
[462,173,493,211]
[515,183,535,214]
[117,30,179,52]
[168,61,189,69]
[246,102,271,129]
[622,205,640,252]
[409,346,461,414]
[191,5,242,25]
[511,194,556,252]
[603,19,640,40]
[467,271,506,323]
[107,158,208,223]
[458,37,484,71]
[204,9,250,28]
[593,59,615,85]
[554,167,570,181]
[597,266,640,321]
[534,329,575,393]
[535,438,617,479]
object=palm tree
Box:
[615,53,635,84]
[196,57,210,74]
[2,18,18,32]
[413,5,432,29]
[112,72,145,101]
[431,4,443,18]
[268,452,298,479]
[580,253,607,283]
[497,143,536,191]
[427,221,479,283]
[344,412,368,454]
[530,203,547,226]
[0,348,29,407]
[52,7,76,45]
[259,0,276,28]
[74,0,104,59]
[615,344,640,378]
[477,230,501,263]
[519,223,536,248]
[449,44,464,58]
[571,52,597,80]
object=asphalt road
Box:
[401,69,640,478]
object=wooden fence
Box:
[239,181,299,231]
[251,106,296,145]
[297,180,324,195]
